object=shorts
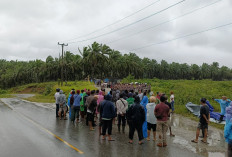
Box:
[87,112,94,122]
[197,122,208,130]
[147,122,156,131]
[59,105,67,112]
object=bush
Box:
[44,84,53,96]
[0,89,7,94]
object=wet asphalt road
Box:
[0,97,227,157]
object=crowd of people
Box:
[54,86,232,154]
[54,86,176,147]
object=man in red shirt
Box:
[154,95,170,147]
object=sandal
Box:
[201,140,209,144]
[191,140,198,143]
[108,139,115,141]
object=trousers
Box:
[129,123,143,141]
[102,119,113,135]
[157,121,168,144]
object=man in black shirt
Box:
[191,98,210,144]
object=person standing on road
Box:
[85,90,95,126]
[146,96,157,141]
[154,95,170,147]
[126,93,134,110]
[214,96,231,123]
[87,95,98,131]
[68,89,75,119]
[100,94,116,141]
[138,90,143,101]
[170,91,175,112]
[71,90,82,123]
[191,98,210,144]
[164,95,175,137]
[80,91,87,121]
[54,88,60,117]
[116,94,128,133]
[224,102,232,157]
[57,90,67,120]
[141,92,148,139]
[127,96,145,145]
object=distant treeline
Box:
[1,42,232,89]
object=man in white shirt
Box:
[170,91,175,112]
[116,94,128,133]
[54,88,60,117]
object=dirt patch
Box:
[18,86,45,94]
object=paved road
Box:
[0,97,227,157]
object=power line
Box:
[130,22,232,51]
[62,0,161,42]
[68,0,186,44]
[106,0,223,44]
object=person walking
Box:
[146,96,157,141]
[71,90,82,123]
[54,88,60,117]
[100,94,116,141]
[57,90,67,120]
[154,95,170,147]
[127,96,145,145]
[116,94,128,133]
[191,98,210,144]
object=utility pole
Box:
[58,42,68,86]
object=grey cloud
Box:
[0,0,232,68]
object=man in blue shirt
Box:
[71,90,82,123]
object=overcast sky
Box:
[1,0,232,67]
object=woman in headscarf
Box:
[141,92,149,139]
[224,102,232,156]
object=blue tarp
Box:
[185,101,225,122]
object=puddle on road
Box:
[171,114,227,157]
[171,115,196,131]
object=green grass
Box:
[0,94,15,98]
[6,81,97,103]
